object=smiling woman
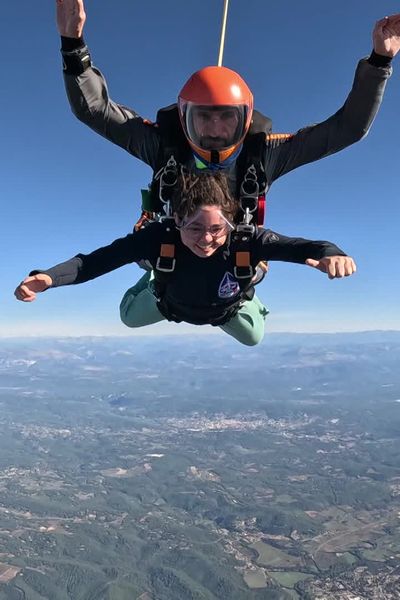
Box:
[15,172,356,346]
[172,171,236,258]
[178,210,234,258]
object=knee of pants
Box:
[119,291,147,328]
[119,295,139,328]
[221,311,266,347]
[238,321,265,346]
[119,287,163,329]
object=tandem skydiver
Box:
[54,1,399,341]
[56,0,400,194]
[15,172,356,346]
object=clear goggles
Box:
[178,212,235,241]
[184,103,247,150]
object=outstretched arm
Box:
[56,0,160,167]
[255,229,356,280]
[266,14,400,183]
[14,228,159,303]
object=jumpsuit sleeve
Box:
[265,58,392,182]
[253,229,347,264]
[63,65,161,169]
[29,228,159,288]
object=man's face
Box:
[176,206,232,258]
[191,106,240,150]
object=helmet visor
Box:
[184,103,247,152]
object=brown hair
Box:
[171,170,238,222]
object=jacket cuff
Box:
[60,40,91,75]
[60,36,86,52]
[368,50,392,68]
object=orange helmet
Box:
[178,66,254,164]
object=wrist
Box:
[61,42,92,75]
[29,271,53,288]
[42,274,53,287]
[61,35,86,52]
[368,50,393,68]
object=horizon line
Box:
[1,328,400,341]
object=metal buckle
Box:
[159,156,178,204]
[156,256,176,272]
[159,212,175,223]
[240,165,259,214]
[234,265,254,279]
[235,223,255,235]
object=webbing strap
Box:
[234,249,253,279]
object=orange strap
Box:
[236,251,251,267]
[160,244,175,258]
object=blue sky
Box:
[2,0,400,337]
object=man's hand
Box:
[14,274,53,303]
[373,14,400,58]
[56,0,86,38]
[305,256,356,279]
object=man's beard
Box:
[200,136,230,149]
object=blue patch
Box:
[218,272,240,299]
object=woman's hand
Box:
[305,256,356,279]
[14,274,53,302]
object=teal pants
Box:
[120,272,269,346]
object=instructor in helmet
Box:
[177,66,254,167]
[57,0,400,179]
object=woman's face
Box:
[177,206,233,258]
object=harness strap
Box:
[156,294,251,327]
[155,221,177,272]
[236,132,268,227]
[234,250,253,279]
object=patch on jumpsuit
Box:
[218,272,240,299]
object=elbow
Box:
[352,125,371,143]
[68,99,96,125]
[344,124,372,146]
[333,125,370,152]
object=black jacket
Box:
[33,223,346,325]
[62,41,392,192]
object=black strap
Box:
[156,294,251,326]
[236,131,268,200]
[146,105,191,213]
[155,105,192,174]
[144,105,272,223]
[155,218,177,272]
[61,45,91,75]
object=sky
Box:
[1,0,400,337]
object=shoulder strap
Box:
[155,104,192,167]
[236,109,271,197]
[144,104,192,215]
[231,109,272,272]
[249,109,273,136]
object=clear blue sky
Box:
[2,0,400,336]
